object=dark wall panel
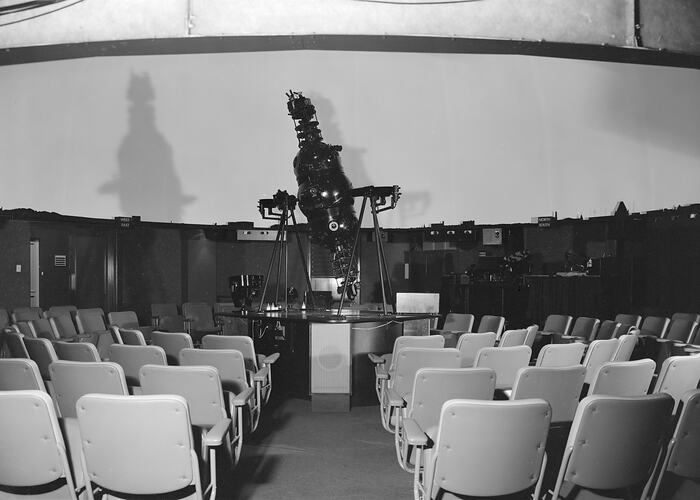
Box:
[118,226,182,324]
[0,220,31,311]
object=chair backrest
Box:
[474,345,532,390]
[48,305,78,316]
[0,308,9,329]
[180,348,250,394]
[409,367,496,434]
[48,313,80,340]
[588,359,656,397]
[499,328,528,348]
[119,328,147,346]
[76,393,203,498]
[5,330,30,358]
[524,324,538,348]
[0,390,78,498]
[430,399,551,498]
[664,318,698,343]
[29,318,58,340]
[24,337,58,380]
[0,358,46,391]
[139,364,227,428]
[49,361,129,418]
[640,316,670,338]
[151,303,179,318]
[12,307,43,323]
[14,320,35,338]
[671,312,700,324]
[511,365,587,423]
[582,338,620,384]
[535,342,585,367]
[107,311,140,329]
[391,347,462,400]
[611,333,638,362]
[151,331,194,365]
[653,355,700,413]
[542,314,573,335]
[201,334,259,372]
[182,302,216,329]
[570,317,600,341]
[662,389,700,481]
[108,344,167,388]
[75,309,108,335]
[595,320,621,340]
[155,314,186,332]
[54,341,101,362]
[614,313,642,328]
[442,313,474,332]
[556,393,673,495]
[456,332,497,367]
[477,315,505,336]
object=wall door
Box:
[29,239,40,307]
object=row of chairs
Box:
[0,302,232,356]
[538,312,700,344]
[0,331,279,499]
[369,334,700,499]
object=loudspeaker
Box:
[310,323,350,394]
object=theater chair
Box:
[76,393,209,500]
[368,334,444,402]
[49,360,130,493]
[429,312,474,347]
[653,355,700,413]
[410,399,551,500]
[551,393,673,500]
[108,343,167,394]
[151,330,194,365]
[202,334,279,406]
[594,319,622,340]
[54,341,101,362]
[108,310,155,344]
[118,327,148,346]
[139,364,232,498]
[647,389,700,500]
[614,313,642,328]
[498,328,528,348]
[394,367,496,472]
[74,309,117,359]
[24,337,59,397]
[0,390,81,499]
[456,332,496,367]
[182,302,222,344]
[180,348,258,466]
[473,345,531,395]
[0,358,46,391]
[535,342,586,367]
[476,314,505,337]
[582,338,619,387]
[383,347,461,433]
[587,359,656,397]
[5,330,30,358]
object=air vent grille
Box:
[54,255,67,267]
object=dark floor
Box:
[219,395,412,499]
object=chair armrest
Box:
[368,353,386,365]
[232,387,255,407]
[262,352,280,365]
[253,366,270,382]
[404,418,428,447]
[560,335,585,342]
[387,388,406,408]
[202,418,232,447]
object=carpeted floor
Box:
[219,396,412,499]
